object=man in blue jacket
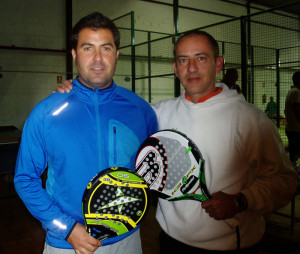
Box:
[14,12,158,254]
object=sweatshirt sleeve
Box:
[147,105,158,136]
[239,112,297,215]
[14,106,76,240]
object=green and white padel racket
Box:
[135,129,210,202]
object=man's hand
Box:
[201,191,239,220]
[53,79,73,93]
[67,223,102,254]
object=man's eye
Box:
[178,58,187,63]
[83,47,92,51]
[198,56,206,61]
[102,45,114,52]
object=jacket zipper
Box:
[94,90,102,171]
[113,126,117,164]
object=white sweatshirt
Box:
[152,83,297,250]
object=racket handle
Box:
[224,217,239,229]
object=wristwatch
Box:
[234,193,248,213]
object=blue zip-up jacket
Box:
[14,79,158,249]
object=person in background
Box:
[265,96,278,124]
[285,71,300,169]
[14,12,157,254]
[56,30,297,254]
[220,68,241,94]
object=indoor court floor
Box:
[0,173,299,254]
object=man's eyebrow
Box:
[194,52,208,57]
[176,54,188,59]
[176,52,208,59]
[101,42,114,47]
[79,42,93,48]
[79,42,114,47]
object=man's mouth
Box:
[91,67,104,73]
[188,77,200,82]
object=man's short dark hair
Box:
[173,30,219,60]
[71,12,120,50]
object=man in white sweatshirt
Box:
[152,30,297,254]
[56,30,297,254]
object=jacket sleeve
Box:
[240,112,297,215]
[14,107,76,240]
[148,109,158,136]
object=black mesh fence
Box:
[247,4,300,147]
[131,2,300,148]
[134,33,174,102]
[112,13,134,90]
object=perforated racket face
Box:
[82,167,150,242]
[135,130,210,202]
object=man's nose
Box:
[94,49,103,61]
[188,58,198,72]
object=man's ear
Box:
[71,49,76,62]
[173,62,179,78]
[216,56,223,74]
[116,49,120,59]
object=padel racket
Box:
[135,130,239,249]
[135,129,238,228]
[135,129,210,202]
[82,167,151,245]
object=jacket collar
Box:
[72,78,116,103]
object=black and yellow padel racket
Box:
[82,167,151,245]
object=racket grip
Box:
[224,217,239,229]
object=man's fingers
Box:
[88,237,102,248]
